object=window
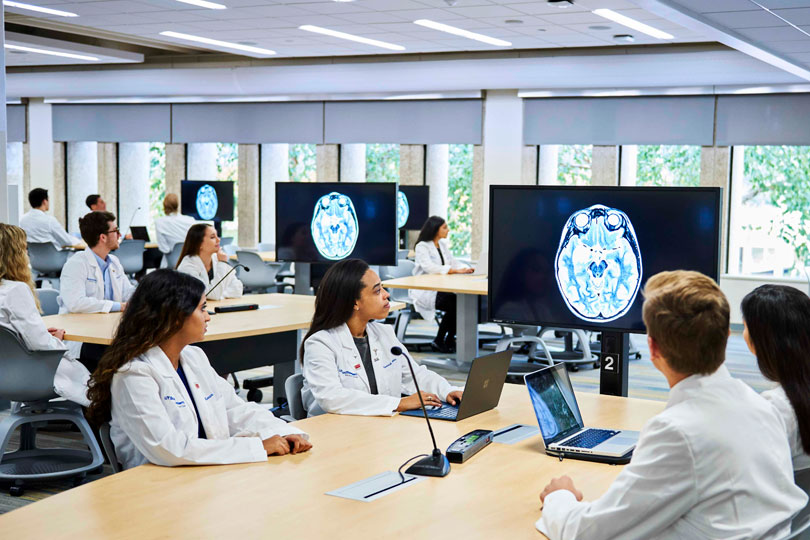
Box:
[289,143,316,182]
[366,143,399,183]
[621,145,701,186]
[538,145,592,185]
[728,145,810,278]
[448,144,473,256]
[147,142,166,241]
[216,143,239,244]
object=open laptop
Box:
[525,364,639,464]
[401,350,512,421]
[130,226,150,242]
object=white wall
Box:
[66,141,97,233]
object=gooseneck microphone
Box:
[390,346,450,477]
[206,262,249,297]
[126,206,142,235]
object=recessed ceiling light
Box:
[593,9,673,40]
[3,1,77,17]
[4,43,98,61]
[413,19,511,47]
[548,0,574,8]
[174,0,226,9]
[160,31,276,56]
[299,25,405,51]
[589,25,611,30]
[237,41,257,46]
[613,34,635,43]
[505,19,523,24]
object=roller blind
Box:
[716,94,810,146]
[171,102,324,144]
[7,104,25,142]
[523,96,715,145]
[324,100,482,144]
[52,104,171,142]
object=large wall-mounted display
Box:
[398,185,429,231]
[181,180,235,222]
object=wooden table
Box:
[383,273,488,368]
[229,250,276,262]
[0,385,664,538]
[69,242,159,251]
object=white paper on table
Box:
[325,471,426,502]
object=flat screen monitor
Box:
[488,186,722,334]
[275,182,398,266]
[398,185,430,231]
[181,180,235,221]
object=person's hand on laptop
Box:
[540,475,583,504]
[445,390,463,406]
[397,391,442,412]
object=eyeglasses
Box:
[106,228,121,236]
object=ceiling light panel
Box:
[413,19,512,46]
[5,43,98,61]
[159,31,276,57]
[298,25,405,51]
[592,9,674,39]
[3,1,77,17]
[174,0,227,9]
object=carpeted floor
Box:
[0,321,773,514]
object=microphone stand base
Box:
[405,453,450,477]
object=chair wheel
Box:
[9,486,24,496]
[593,361,601,369]
[247,389,263,403]
[566,363,579,372]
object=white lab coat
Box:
[763,386,810,471]
[410,239,466,322]
[177,254,243,301]
[301,322,459,417]
[111,345,307,470]
[19,209,75,250]
[155,213,196,254]
[0,280,90,406]
[537,365,807,540]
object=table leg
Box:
[455,293,478,367]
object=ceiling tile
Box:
[704,9,784,29]
[736,25,807,41]
[773,7,810,25]
[333,11,410,23]
[768,38,810,52]
[758,0,810,8]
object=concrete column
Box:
[521,145,538,185]
[399,144,424,186]
[97,142,117,215]
[67,141,98,233]
[470,145,485,260]
[260,144,289,244]
[118,143,150,233]
[52,143,66,227]
[538,145,559,185]
[238,144,260,247]
[619,145,638,186]
[28,99,63,224]
[591,145,619,186]
[316,144,338,182]
[426,144,449,219]
[340,143,366,182]
[187,143,218,180]
[701,145,731,273]
[6,142,23,223]
[165,143,185,199]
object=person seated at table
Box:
[0,224,90,406]
[176,224,243,301]
[742,284,810,472]
[155,193,196,260]
[19,187,75,250]
[536,270,807,540]
[410,216,473,354]
[85,194,106,212]
[86,269,311,469]
[301,258,462,417]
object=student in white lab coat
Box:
[19,187,75,250]
[155,194,196,259]
[301,258,462,417]
[741,285,810,472]
[86,269,311,470]
[176,223,243,301]
[536,270,807,540]
[0,224,90,405]
[411,216,473,353]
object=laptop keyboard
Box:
[562,429,619,449]
[427,404,459,419]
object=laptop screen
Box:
[130,226,150,242]
[525,365,584,446]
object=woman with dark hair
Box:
[86,269,310,469]
[176,223,243,300]
[301,259,462,417]
[411,216,473,353]
[741,284,810,471]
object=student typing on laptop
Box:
[536,270,807,540]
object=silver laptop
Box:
[525,364,638,463]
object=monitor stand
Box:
[213,220,222,237]
[294,263,311,295]
[599,331,630,397]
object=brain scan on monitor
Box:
[311,192,359,260]
[397,191,409,229]
[555,204,642,323]
[196,184,218,220]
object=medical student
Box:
[154,193,196,260]
[301,258,462,417]
[59,211,136,369]
[411,216,473,353]
[0,224,90,406]
[19,187,75,250]
[85,194,106,212]
[742,284,810,472]
[536,270,807,540]
[176,223,243,301]
[85,269,310,469]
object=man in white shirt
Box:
[85,194,106,212]
[155,193,196,258]
[536,270,808,540]
[19,188,75,250]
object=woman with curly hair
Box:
[86,269,310,469]
[0,223,89,405]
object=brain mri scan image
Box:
[196,184,219,220]
[555,204,642,323]
[311,192,359,260]
[397,191,409,229]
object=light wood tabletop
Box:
[68,242,159,251]
[382,273,488,296]
[229,250,276,262]
[0,385,664,539]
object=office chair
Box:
[35,288,60,316]
[258,242,275,251]
[0,327,104,496]
[27,242,69,290]
[166,242,184,269]
[98,422,122,474]
[783,513,810,540]
[220,237,234,247]
[236,251,283,293]
[494,330,555,384]
[284,373,306,421]
[115,239,146,282]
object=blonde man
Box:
[155,194,196,257]
[536,270,807,539]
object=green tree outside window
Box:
[148,142,166,241]
[366,143,400,183]
[448,144,473,256]
[290,144,317,182]
[635,145,700,187]
[216,143,239,245]
[557,145,592,185]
